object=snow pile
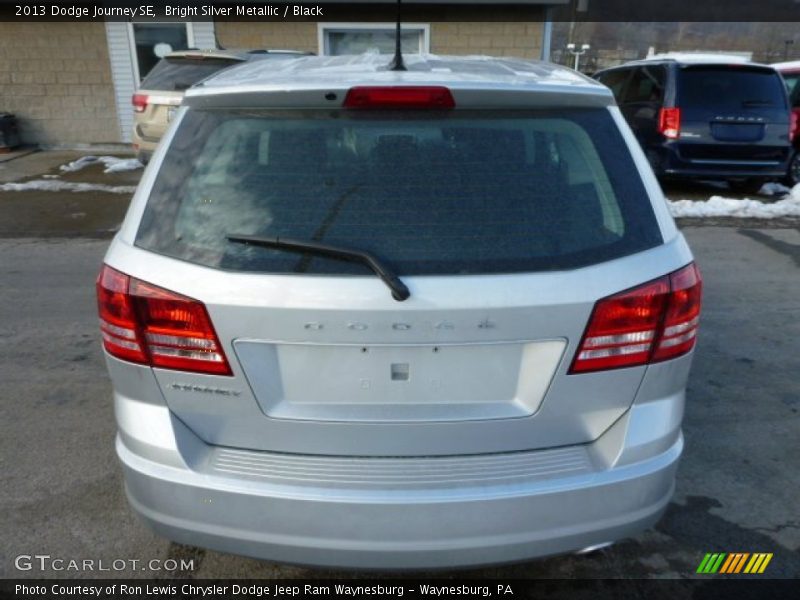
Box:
[59,155,142,174]
[668,184,800,219]
[0,180,136,194]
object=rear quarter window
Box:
[782,73,800,108]
[135,108,662,276]
[595,69,631,101]
[623,66,666,104]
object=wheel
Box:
[728,178,766,195]
[783,150,800,187]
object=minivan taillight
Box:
[570,263,702,374]
[96,265,231,375]
[658,107,681,140]
[132,93,149,113]
[343,86,456,109]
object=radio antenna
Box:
[388,0,407,71]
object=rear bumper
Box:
[116,406,683,569]
[653,143,789,179]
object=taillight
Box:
[96,265,231,375]
[790,110,799,140]
[658,107,681,140]
[132,93,148,113]
[652,263,702,362]
[97,266,147,365]
[570,263,702,374]
[343,86,456,109]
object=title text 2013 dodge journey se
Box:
[98,54,702,569]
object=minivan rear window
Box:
[135,108,661,276]
[678,66,787,111]
[140,58,242,91]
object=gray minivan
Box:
[595,56,791,193]
[98,54,702,569]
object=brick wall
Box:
[430,23,542,58]
[215,22,319,53]
[0,22,119,145]
[216,21,543,59]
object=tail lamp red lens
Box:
[658,107,681,139]
[343,86,456,110]
[790,109,799,140]
[570,263,702,374]
[96,265,231,376]
[132,93,149,113]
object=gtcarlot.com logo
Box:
[696,552,773,574]
[14,554,195,572]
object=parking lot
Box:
[0,153,798,579]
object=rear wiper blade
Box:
[742,100,773,106]
[226,234,410,302]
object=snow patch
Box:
[0,179,136,194]
[759,182,792,196]
[59,155,142,174]
[669,184,800,219]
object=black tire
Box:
[783,150,800,187]
[728,178,766,195]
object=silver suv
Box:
[97,54,702,569]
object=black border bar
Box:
[1,1,800,22]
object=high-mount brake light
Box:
[343,86,456,109]
[132,93,149,113]
[96,265,232,376]
[570,263,702,374]
[658,107,681,140]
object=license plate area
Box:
[234,339,566,423]
[710,122,764,142]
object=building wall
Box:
[0,22,119,145]
[215,21,543,59]
[430,23,542,58]
[215,22,319,53]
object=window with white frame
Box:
[129,23,194,82]
[318,23,430,56]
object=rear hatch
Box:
[134,55,244,142]
[675,64,790,163]
[122,96,679,457]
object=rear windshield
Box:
[678,67,787,111]
[135,108,661,276]
[140,58,241,91]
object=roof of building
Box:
[188,53,608,99]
